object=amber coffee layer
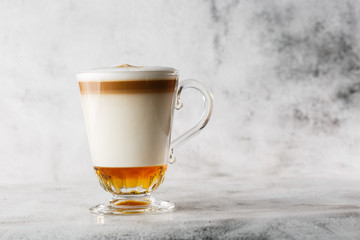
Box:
[94,165,167,195]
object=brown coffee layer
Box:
[79,80,177,94]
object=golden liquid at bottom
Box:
[94,165,167,195]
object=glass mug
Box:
[77,64,213,214]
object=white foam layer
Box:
[77,64,178,81]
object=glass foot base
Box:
[90,194,174,215]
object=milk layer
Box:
[80,92,175,168]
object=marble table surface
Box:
[1,177,360,239]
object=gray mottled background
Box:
[2,0,360,184]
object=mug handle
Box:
[169,79,214,164]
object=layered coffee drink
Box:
[78,64,178,195]
[78,64,213,214]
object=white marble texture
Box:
[2,177,360,239]
[1,0,360,184]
